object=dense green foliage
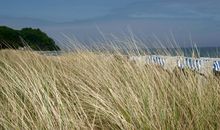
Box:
[0,26,60,51]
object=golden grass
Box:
[0,49,220,130]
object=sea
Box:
[38,46,220,58]
[141,47,220,58]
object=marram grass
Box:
[0,49,220,130]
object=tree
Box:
[0,26,60,51]
[0,26,22,49]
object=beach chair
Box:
[213,61,220,76]
[158,57,165,66]
[194,59,202,71]
[184,58,190,69]
[153,56,165,66]
[213,61,220,72]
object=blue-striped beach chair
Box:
[213,61,220,72]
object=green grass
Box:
[0,49,220,130]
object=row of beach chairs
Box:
[129,55,220,75]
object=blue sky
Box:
[1,0,219,22]
[0,0,220,47]
[0,0,136,22]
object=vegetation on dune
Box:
[0,26,60,51]
[0,49,220,130]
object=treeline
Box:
[0,26,60,51]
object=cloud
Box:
[128,13,205,19]
[108,0,220,21]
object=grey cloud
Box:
[108,0,220,21]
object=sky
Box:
[0,0,220,47]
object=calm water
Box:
[146,47,220,58]
[181,47,220,58]
[39,47,220,58]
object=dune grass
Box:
[0,49,220,130]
